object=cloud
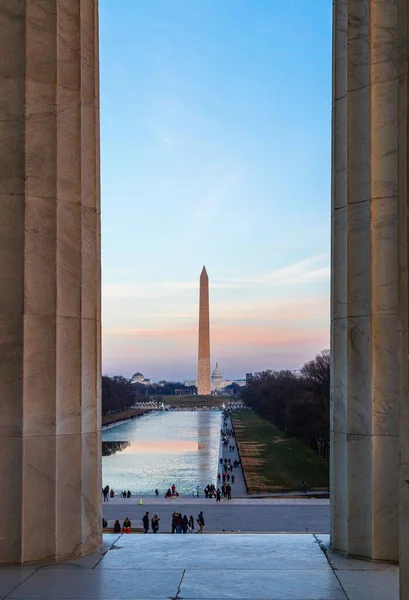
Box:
[102,280,241,299]
[102,323,329,380]
[104,321,328,348]
[225,254,329,287]
[102,256,329,301]
[104,327,195,342]
[135,296,329,324]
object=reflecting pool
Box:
[102,410,222,495]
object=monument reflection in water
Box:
[102,410,221,495]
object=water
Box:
[102,410,222,495]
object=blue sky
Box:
[100,0,332,381]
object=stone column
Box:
[0,0,101,563]
[398,2,409,597]
[331,0,399,562]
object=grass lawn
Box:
[231,411,329,494]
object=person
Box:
[114,519,121,533]
[192,490,195,499]
[102,485,109,502]
[197,511,205,534]
[301,481,308,494]
[232,474,235,484]
[151,513,160,533]
[155,489,159,496]
[127,490,131,498]
[123,517,131,533]
[142,511,150,533]
[110,488,114,498]
[102,517,107,528]
[217,473,221,482]
[171,511,178,534]
[182,515,189,534]
[196,485,200,497]
[171,483,176,495]
[176,513,183,534]
[216,488,221,502]
[227,484,232,500]
[188,515,195,533]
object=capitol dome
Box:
[212,363,223,391]
[212,363,222,380]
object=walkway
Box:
[103,497,329,533]
[0,534,397,599]
[218,414,247,497]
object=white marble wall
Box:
[0,0,102,562]
[331,0,399,563]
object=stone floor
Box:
[0,534,398,599]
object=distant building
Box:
[246,373,255,386]
[211,363,223,392]
[130,372,152,386]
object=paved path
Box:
[1,534,397,599]
[218,414,247,497]
[103,499,330,533]
[104,497,328,505]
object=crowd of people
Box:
[170,511,205,533]
[103,511,206,534]
[102,417,243,535]
[103,418,242,504]
[102,485,132,501]
[165,484,180,498]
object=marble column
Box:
[398,2,409,597]
[331,0,399,563]
[0,0,102,563]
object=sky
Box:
[100,0,332,382]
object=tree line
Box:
[241,350,330,458]
[102,376,136,415]
[102,376,192,415]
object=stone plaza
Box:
[103,497,330,533]
[1,0,409,598]
[0,535,398,600]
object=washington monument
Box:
[198,266,211,395]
